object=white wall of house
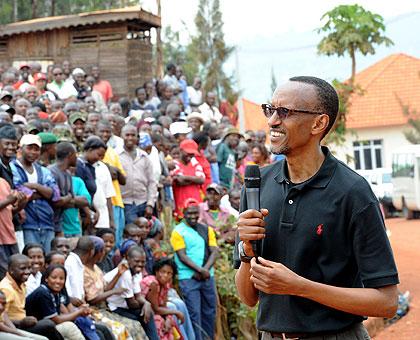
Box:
[332,125,412,170]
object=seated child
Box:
[141,257,185,340]
[22,244,45,296]
[96,228,116,274]
[25,264,95,340]
[104,246,159,340]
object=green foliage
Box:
[270,67,277,94]
[214,241,257,339]
[192,0,238,103]
[397,97,420,144]
[317,4,393,80]
[161,26,199,85]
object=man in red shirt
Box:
[91,66,113,103]
[171,139,205,218]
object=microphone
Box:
[244,165,262,257]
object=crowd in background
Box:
[0,60,279,340]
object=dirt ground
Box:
[373,218,420,339]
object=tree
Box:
[270,67,277,94]
[317,4,393,82]
[398,97,420,144]
[192,0,237,103]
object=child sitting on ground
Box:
[22,244,45,296]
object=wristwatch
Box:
[238,241,253,263]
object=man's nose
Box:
[268,112,282,127]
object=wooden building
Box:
[0,6,161,98]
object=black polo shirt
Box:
[234,147,399,333]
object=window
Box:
[392,153,415,178]
[353,139,383,170]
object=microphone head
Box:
[244,165,261,188]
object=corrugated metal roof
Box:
[0,6,160,37]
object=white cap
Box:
[169,121,192,135]
[19,134,42,148]
[72,67,85,76]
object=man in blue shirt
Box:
[170,198,218,340]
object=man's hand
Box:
[175,311,185,324]
[237,209,268,257]
[23,183,39,191]
[144,205,154,219]
[20,316,37,328]
[250,257,302,295]
[117,261,129,275]
[199,268,210,280]
[141,301,153,323]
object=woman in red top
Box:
[192,132,212,192]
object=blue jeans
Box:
[168,297,196,340]
[124,202,147,224]
[113,206,125,247]
[179,277,216,340]
[23,229,55,253]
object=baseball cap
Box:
[52,124,73,142]
[69,112,86,125]
[12,114,27,125]
[169,121,191,135]
[19,134,41,148]
[37,132,58,145]
[0,104,15,115]
[19,63,30,70]
[179,139,199,156]
[33,73,47,82]
[0,91,12,100]
[206,183,222,195]
[72,68,85,76]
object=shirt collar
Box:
[274,146,337,189]
[5,273,24,291]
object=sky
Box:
[141,0,420,102]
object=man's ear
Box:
[311,114,330,137]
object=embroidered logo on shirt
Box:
[316,224,324,235]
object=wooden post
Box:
[155,0,163,78]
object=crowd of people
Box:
[0,60,277,340]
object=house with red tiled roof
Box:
[334,53,420,170]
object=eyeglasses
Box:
[261,103,323,119]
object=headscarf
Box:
[119,239,137,257]
[89,236,105,254]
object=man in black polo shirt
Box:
[234,76,399,340]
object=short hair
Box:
[50,236,68,250]
[124,223,139,234]
[8,254,29,270]
[45,251,66,266]
[96,228,114,238]
[127,245,145,258]
[97,119,112,129]
[83,135,106,151]
[22,243,45,257]
[192,131,209,146]
[56,142,76,160]
[0,124,17,140]
[166,63,176,71]
[74,235,94,255]
[289,76,339,136]
[152,257,177,276]
[41,264,67,284]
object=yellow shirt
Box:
[0,273,26,320]
[103,147,126,208]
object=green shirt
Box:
[62,176,91,236]
[217,142,236,189]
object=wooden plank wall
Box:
[127,38,153,98]
[5,29,70,63]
